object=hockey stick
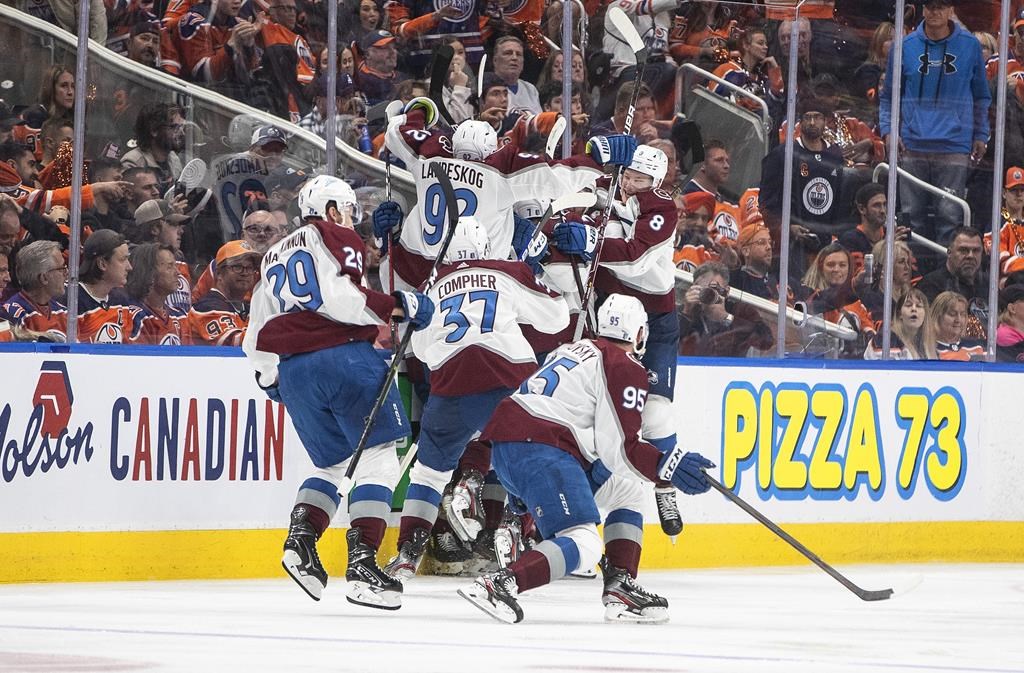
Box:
[545,115,567,160]
[342,164,461,486]
[706,474,894,602]
[428,45,456,127]
[573,6,648,341]
[569,259,596,336]
[518,192,597,261]
[383,99,404,354]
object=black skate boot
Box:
[384,528,430,581]
[464,528,499,575]
[424,530,473,576]
[458,568,524,624]
[443,469,485,543]
[654,486,684,537]
[281,505,328,601]
[600,556,669,624]
[345,527,403,610]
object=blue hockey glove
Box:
[657,447,714,495]
[586,133,638,167]
[552,220,599,261]
[372,200,404,241]
[512,213,537,260]
[254,373,283,404]
[393,291,435,331]
[523,231,548,275]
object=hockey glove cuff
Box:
[657,446,714,495]
[393,291,435,330]
[403,96,439,128]
[523,232,549,275]
[586,133,638,167]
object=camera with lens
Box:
[699,286,722,305]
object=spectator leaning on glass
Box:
[678,261,774,357]
[865,287,936,360]
[879,0,991,246]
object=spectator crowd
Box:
[1,0,1024,362]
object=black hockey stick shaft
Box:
[574,47,649,340]
[428,45,456,126]
[706,474,894,601]
[570,259,595,337]
[344,164,461,481]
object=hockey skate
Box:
[443,469,485,543]
[458,568,524,624]
[654,486,684,537]
[281,505,328,601]
[423,530,473,576]
[463,529,499,575]
[384,528,430,581]
[600,556,669,624]
[493,514,522,569]
[345,528,403,610]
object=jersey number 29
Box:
[267,250,324,313]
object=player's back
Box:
[412,259,568,396]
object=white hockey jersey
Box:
[243,221,396,387]
[383,108,603,290]
[411,259,569,396]
[481,338,664,484]
[603,0,676,75]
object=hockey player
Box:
[460,294,714,624]
[384,215,569,583]
[550,145,685,537]
[378,97,636,292]
[242,175,434,610]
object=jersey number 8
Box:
[267,250,324,313]
[423,183,478,245]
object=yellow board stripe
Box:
[2,522,1022,584]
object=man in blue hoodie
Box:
[879,0,991,246]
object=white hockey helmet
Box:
[297,175,363,223]
[627,145,668,189]
[443,216,492,263]
[452,120,498,161]
[514,198,545,221]
[597,293,649,356]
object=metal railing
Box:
[873,163,965,256]
[674,63,771,130]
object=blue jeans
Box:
[899,150,970,246]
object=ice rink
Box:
[1,563,1022,673]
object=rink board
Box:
[0,347,1022,582]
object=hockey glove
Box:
[403,96,439,128]
[586,133,638,167]
[254,373,283,404]
[393,291,435,330]
[657,446,714,495]
[372,200,404,241]
[523,232,548,275]
[552,220,599,261]
[511,213,537,260]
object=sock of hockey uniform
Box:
[294,475,342,537]
[482,471,507,531]
[399,461,453,545]
[348,443,401,549]
[509,525,602,592]
[458,439,492,476]
[602,509,643,578]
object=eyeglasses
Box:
[47,264,69,274]
[244,225,276,235]
[225,263,257,274]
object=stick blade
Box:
[551,192,597,213]
[546,116,567,159]
[607,7,645,54]
[428,45,456,125]
[856,588,894,602]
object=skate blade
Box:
[281,551,324,601]
[457,586,522,624]
[568,566,598,579]
[603,602,669,624]
[346,581,402,610]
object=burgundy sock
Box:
[303,505,330,539]
[398,516,432,546]
[605,539,642,578]
[459,439,492,476]
[350,517,387,549]
[510,549,551,593]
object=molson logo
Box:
[1,362,95,482]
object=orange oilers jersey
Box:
[673,243,717,272]
[824,299,877,337]
[73,287,134,343]
[167,260,194,314]
[936,339,986,361]
[12,125,43,163]
[130,302,191,345]
[1,292,68,340]
[495,0,545,24]
[984,219,1024,277]
[188,289,248,346]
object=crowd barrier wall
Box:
[0,347,1021,583]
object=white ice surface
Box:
[0,564,1022,673]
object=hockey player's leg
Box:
[387,459,453,580]
[594,476,668,624]
[283,468,342,601]
[346,442,403,609]
[464,471,507,574]
[443,438,492,544]
[642,311,684,537]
